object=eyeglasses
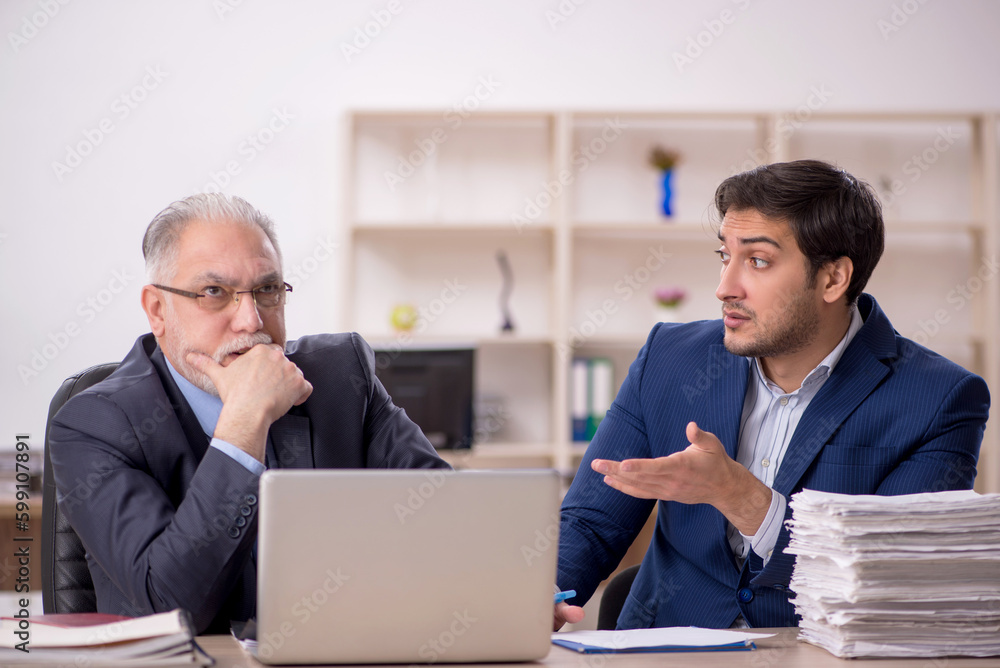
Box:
[153,282,292,312]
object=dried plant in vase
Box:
[648,146,681,218]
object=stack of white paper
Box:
[786,488,1000,658]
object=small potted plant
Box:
[648,146,681,218]
[653,286,687,322]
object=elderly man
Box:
[49,194,448,634]
[555,160,989,630]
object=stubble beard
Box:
[722,287,820,360]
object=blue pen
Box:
[554,589,576,604]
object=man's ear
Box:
[141,285,167,336]
[820,256,854,305]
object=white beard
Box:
[161,301,276,396]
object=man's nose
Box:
[230,292,263,332]
[716,262,744,302]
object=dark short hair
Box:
[714,159,884,304]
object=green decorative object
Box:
[390,303,418,332]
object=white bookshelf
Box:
[343,110,1000,492]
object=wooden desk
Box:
[195,628,999,668]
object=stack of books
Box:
[0,609,212,665]
[786,488,1000,658]
[570,357,614,442]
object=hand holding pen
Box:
[553,589,584,631]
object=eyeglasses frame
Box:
[152,281,293,310]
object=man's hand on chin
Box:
[187,343,313,462]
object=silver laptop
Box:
[255,469,561,664]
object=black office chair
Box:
[596,564,640,630]
[41,362,119,614]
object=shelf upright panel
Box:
[763,112,790,165]
[342,111,360,333]
[552,112,575,472]
[972,113,1000,493]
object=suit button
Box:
[228,527,240,538]
[235,516,247,527]
[240,505,252,517]
[738,587,754,603]
[245,494,258,505]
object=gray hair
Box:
[142,193,282,283]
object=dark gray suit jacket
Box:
[49,333,448,634]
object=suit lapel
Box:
[772,295,897,496]
[701,342,750,568]
[148,344,211,460]
[269,413,314,468]
[705,343,750,459]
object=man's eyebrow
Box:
[716,232,782,249]
[191,271,235,285]
[191,271,282,286]
[255,271,282,285]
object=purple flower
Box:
[654,287,686,307]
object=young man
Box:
[555,160,989,630]
[49,194,448,634]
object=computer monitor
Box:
[372,347,475,450]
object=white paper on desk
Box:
[787,488,1000,658]
[551,627,774,650]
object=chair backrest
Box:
[41,363,119,614]
[597,564,640,630]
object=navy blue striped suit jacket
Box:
[557,294,989,629]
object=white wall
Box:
[2,0,999,445]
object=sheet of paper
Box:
[551,627,774,650]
